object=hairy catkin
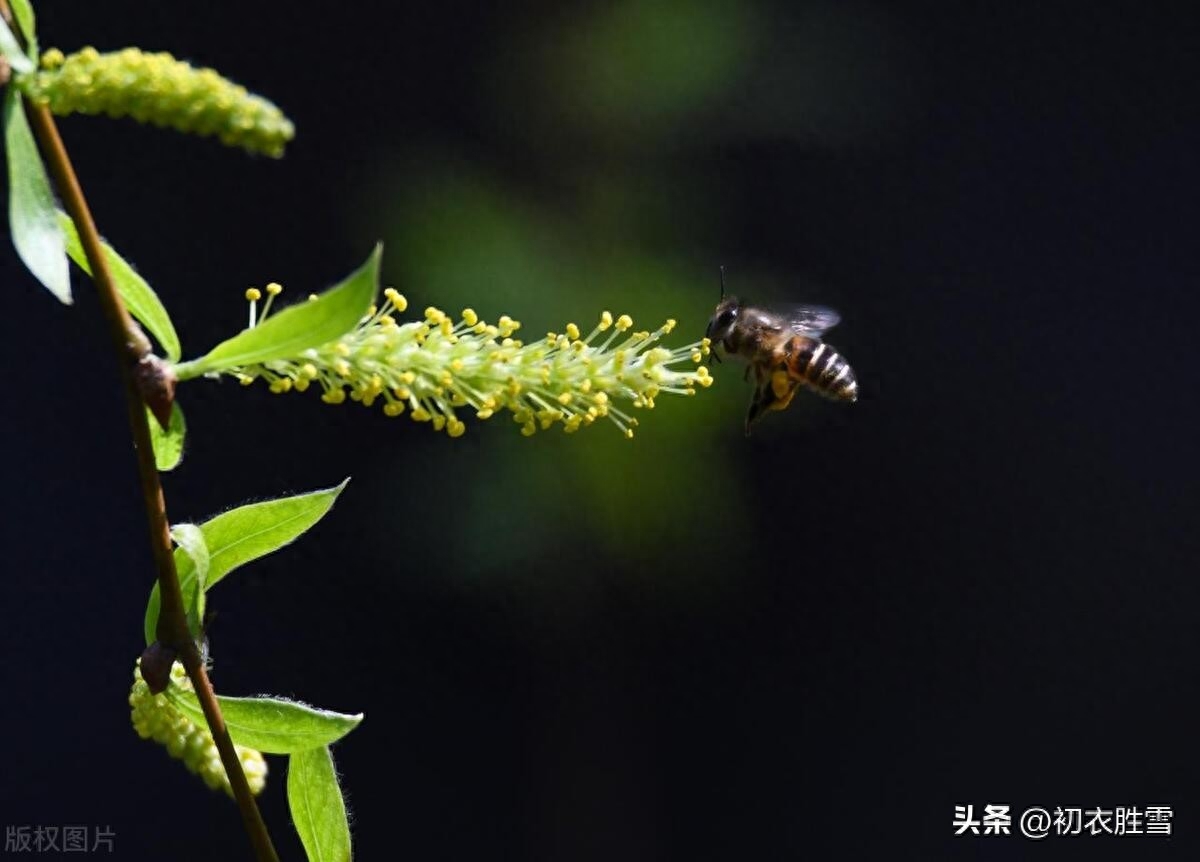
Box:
[23,47,294,157]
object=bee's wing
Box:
[776,304,842,337]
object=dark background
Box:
[2,1,1197,859]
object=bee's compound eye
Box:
[718,309,736,326]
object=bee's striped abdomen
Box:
[785,335,858,402]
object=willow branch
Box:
[0,4,278,859]
[26,106,279,862]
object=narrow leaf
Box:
[170,523,208,636]
[198,479,347,590]
[58,210,181,360]
[0,15,32,73]
[5,91,69,300]
[7,0,37,62]
[169,690,362,754]
[185,245,380,376]
[143,521,210,645]
[143,481,348,644]
[289,746,352,862]
[148,401,186,471]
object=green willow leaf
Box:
[143,521,210,645]
[148,401,186,471]
[168,690,362,754]
[5,91,68,300]
[0,15,32,73]
[7,0,37,62]
[143,480,348,645]
[170,523,208,637]
[193,479,348,591]
[177,245,380,379]
[58,210,181,360]
[289,746,352,862]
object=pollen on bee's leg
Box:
[769,384,799,412]
[770,369,792,400]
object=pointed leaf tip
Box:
[188,247,381,376]
[169,691,362,753]
[143,481,347,643]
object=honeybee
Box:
[705,270,857,434]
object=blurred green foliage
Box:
[347,1,908,596]
[535,0,754,138]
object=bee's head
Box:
[705,296,742,344]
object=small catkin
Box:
[129,660,267,797]
[24,47,294,157]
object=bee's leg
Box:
[744,379,775,436]
[745,371,803,435]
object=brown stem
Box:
[1,5,278,860]
[28,102,280,862]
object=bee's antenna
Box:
[719,265,726,300]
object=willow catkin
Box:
[226,284,714,439]
[24,47,294,157]
[130,660,267,796]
